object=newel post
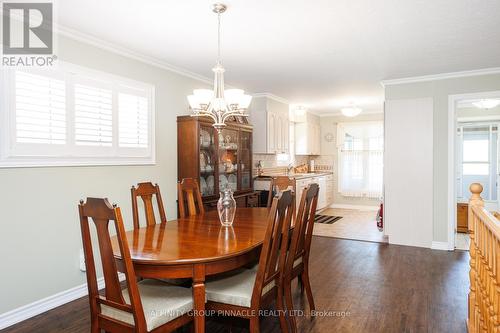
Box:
[468,183,484,333]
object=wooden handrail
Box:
[467,182,500,333]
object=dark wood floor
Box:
[1,237,469,333]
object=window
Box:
[0,63,155,167]
[457,124,497,200]
[337,121,383,198]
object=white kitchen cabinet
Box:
[295,174,330,210]
[295,114,321,155]
[250,96,290,154]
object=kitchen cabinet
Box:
[295,173,331,210]
[250,96,290,154]
[295,114,321,155]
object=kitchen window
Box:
[0,63,155,167]
[337,121,383,198]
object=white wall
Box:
[385,72,500,244]
[0,34,209,313]
[384,98,433,248]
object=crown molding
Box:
[252,93,290,105]
[318,108,384,117]
[381,67,500,87]
[55,24,213,85]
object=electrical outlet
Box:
[79,249,86,272]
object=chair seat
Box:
[101,279,193,332]
[205,268,275,307]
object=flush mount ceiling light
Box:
[187,3,252,132]
[341,105,362,117]
[472,99,500,110]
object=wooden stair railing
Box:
[468,183,500,333]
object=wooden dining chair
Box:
[178,178,205,217]
[283,183,319,333]
[131,182,167,229]
[205,190,295,333]
[267,176,296,208]
[78,198,193,333]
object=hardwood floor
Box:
[1,237,469,333]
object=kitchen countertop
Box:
[254,172,333,180]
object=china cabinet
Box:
[177,116,259,211]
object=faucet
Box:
[286,163,294,176]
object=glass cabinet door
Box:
[199,124,216,197]
[239,130,252,191]
[218,128,239,192]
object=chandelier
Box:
[187,3,252,131]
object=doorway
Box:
[449,92,500,250]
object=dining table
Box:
[111,207,270,333]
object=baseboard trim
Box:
[0,273,125,330]
[431,241,452,251]
[329,203,379,211]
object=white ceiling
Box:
[57,0,500,114]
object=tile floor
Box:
[314,207,386,243]
[455,232,470,251]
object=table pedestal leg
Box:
[192,264,206,333]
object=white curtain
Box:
[338,121,383,198]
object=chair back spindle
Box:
[267,176,296,208]
[178,178,205,217]
[131,182,167,229]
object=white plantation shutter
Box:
[119,93,148,148]
[1,64,154,167]
[74,84,113,147]
[15,71,66,145]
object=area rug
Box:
[314,214,342,224]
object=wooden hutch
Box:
[177,116,260,211]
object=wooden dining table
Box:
[111,207,270,333]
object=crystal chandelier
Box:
[187,3,252,131]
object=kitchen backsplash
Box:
[253,154,334,176]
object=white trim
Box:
[252,93,290,105]
[0,273,125,330]
[56,24,213,85]
[431,241,452,251]
[381,67,500,86]
[448,90,500,252]
[458,116,500,122]
[0,62,156,168]
[329,203,379,211]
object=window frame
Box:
[0,62,156,168]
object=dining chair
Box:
[267,176,296,208]
[283,183,319,333]
[205,190,295,333]
[178,178,205,217]
[78,197,193,333]
[131,182,167,229]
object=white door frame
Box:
[447,90,500,250]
